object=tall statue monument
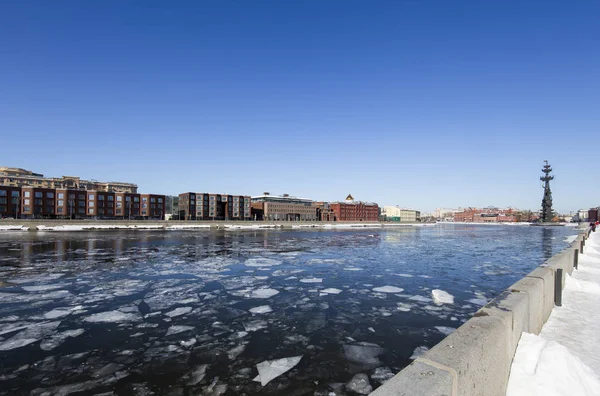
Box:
[539,160,555,222]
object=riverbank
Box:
[0,220,430,232]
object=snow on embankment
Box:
[507,231,600,395]
[0,225,28,231]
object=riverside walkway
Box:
[506,229,600,395]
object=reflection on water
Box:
[0,225,578,395]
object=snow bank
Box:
[0,225,28,231]
[506,333,600,396]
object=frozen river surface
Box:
[0,225,578,395]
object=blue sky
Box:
[1,1,598,213]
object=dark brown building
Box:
[179,192,251,220]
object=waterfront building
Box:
[0,167,137,193]
[0,186,165,220]
[313,202,336,221]
[178,192,251,220]
[251,193,317,221]
[329,194,379,222]
[381,206,421,222]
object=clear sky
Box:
[1,1,598,214]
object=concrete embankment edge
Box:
[371,227,592,396]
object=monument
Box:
[539,160,555,222]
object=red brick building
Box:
[329,200,379,222]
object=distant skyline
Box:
[1,1,598,213]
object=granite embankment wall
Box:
[371,226,592,396]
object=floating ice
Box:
[165,307,193,318]
[432,289,454,305]
[250,288,279,299]
[83,310,139,323]
[22,284,65,292]
[245,258,282,267]
[0,321,61,351]
[40,329,85,351]
[371,367,395,385]
[373,286,404,293]
[44,306,83,319]
[346,373,373,394]
[393,273,414,278]
[320,288,343,295]
[408,295,431,303]
[182,364,208,386]
[249,305,273,314]
[344,343,385,370]
[410,346,429,359]
[243,320,268,332]
[228,344,246,360]
[396,303,413,312]
[299,278,323,283]
[253,355,303,386]
[166,325,195,336]
[343,267,363,271]
[468,297,488,306]
[434,326,456,336]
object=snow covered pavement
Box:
[507,230,600,396]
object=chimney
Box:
[263,192,270,196]
[283,194,289,197]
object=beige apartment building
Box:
[251,193,317,221]
[0,167,137,193]
[381,206,421,222]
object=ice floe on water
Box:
[166,325,195,336]
[0,321,61,351]
[253,355,302,386]
[249,305,273,314]
[320,288,343,295]
[410,345,430,359]
[22,284,66,292]
[408,295,431,303]
[83,310,139,323]
[40,329,85,351]
[244,257,282,267]
[346,373,373,394]
[434,326,456,336]
[344,342,385,370]
[243,320,268,332]
[431,289,454,305]
[372,286,404,293]
[467,291,488,306]
[299,277,323,283]
[393,273,414,278]
[165,307,193,318]
[44,305,83,319]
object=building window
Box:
[0,198,6,205]
[78,194,85,200]
[88,194,94,200]
[0,190,6,197]
[88,208,94,214]
[158,198,163,203]
[58,200,64,206]
[24,191,30,198]
[78,208,85,214]
[98,195,104,201]
[107,202,113,208]
[57,207,64,213]
[47,199,54,206]
[35,192,43,198]
[134,197,139,202]
[117,196,122,202]
[142,204,147,209]
[98,209,104,215]
[89,202,94,207]
[58,193,64,199]
[116,209,122,214]
[142,210,147,215]
[108,196,114,201]
[150,198,156,203]
[126,196,131,202]
[24,199,30,205]
[78,201,85,208]
[47,192,54,198]
[68,194,75,199]
[116,202,122,208]
[24,206,30,211]
[142,197,148,202]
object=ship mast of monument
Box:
[540,160,555,222]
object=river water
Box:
[0,224,579,395]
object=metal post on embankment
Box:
[370,227,588,396]
[554,268,563,307]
